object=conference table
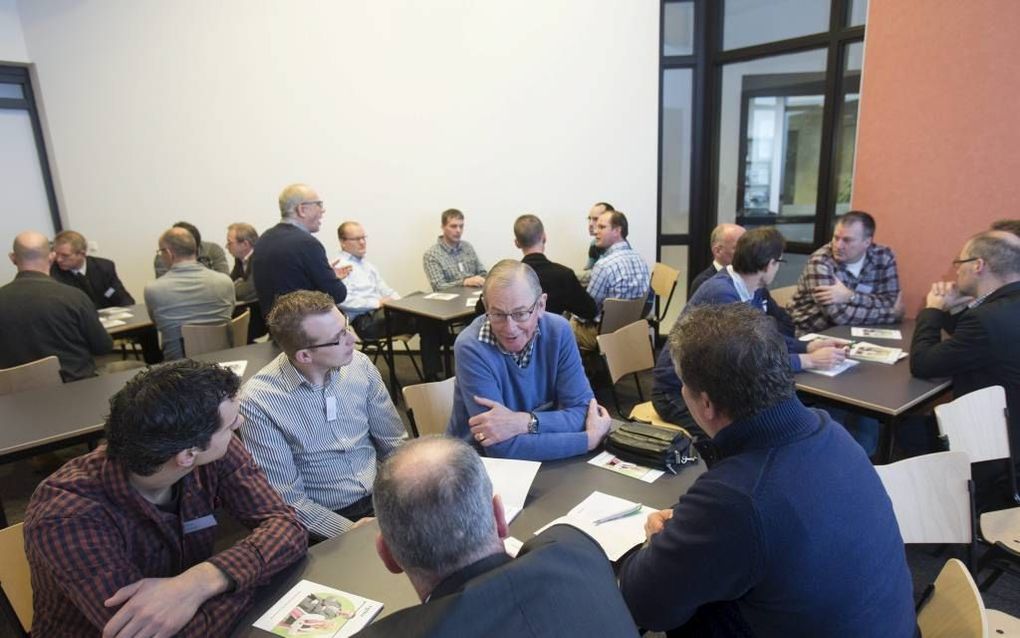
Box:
[793,320,952,462]
[0,341,282,527]
[233,447,706,636]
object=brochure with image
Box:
[588,451,664,483]
[848,342,903,365]
[253,580,383,637]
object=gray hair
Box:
[669,303,794,422]
[159,227,197,258]
[228,222,259,245]
[482,259,542,300]
[278,183,312,217]
[373,436,496,576]
[966,230,1020,277]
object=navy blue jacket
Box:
[252,222,346,317]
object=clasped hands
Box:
[468,395,612,451]
[926,281,973,311]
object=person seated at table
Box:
[910,230,1020,506]
[23,360,307,637]
[144,227,235,360]
[239,290,406,540]
[49,229,135,308]
[619,304,915,637]
[0,230,112,381]
[579,201,614,285]
[788,211,904,335]
[688,222,745,299]
[361,436,641,638]
[153,221,230,278]
[335,220,444,381]
[423,208,487,291]
[509,214,596,319]
[447,260,612,461]
[225,221,268,342]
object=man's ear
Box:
[493,494,509,540]
[174,447,198,469]
[376,532,405,575]
[7,252,15,267]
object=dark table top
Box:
[383,286,481,322]
[793,320,952,416]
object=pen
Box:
[593,503,643,525]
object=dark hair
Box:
[669,304,793,422]
[268,290,342,356]
[966,231,1020,277]
[513,214,544,248]
[105,360,240,476]
[173,221,203,248]
[990,218,1020,238]
[606,211,629,239]
[441,208,464,226]
[594,202,615,212]
[838,211,876,238]
[732,227,785,274]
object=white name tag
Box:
[326,396,338,422]
[104,287,116,298]
[458,261,465,273]
[182,513,217,534]
[856,284,873,294]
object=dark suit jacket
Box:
[0,272,113,381]
[523,253,597,319]
[359,525,640,638]
[688,264,718,299]
[50,256,134,309]
[251,223,347,317]
[911,281,1020,451]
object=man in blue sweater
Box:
[447,260,612,461]
[620,304,916,637]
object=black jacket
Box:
[252,223,347,317]
[50,256,134,309]
[522,253,597,320]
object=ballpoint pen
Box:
[593,503,643,525]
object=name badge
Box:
[182,513,218,534]
[458,261,465,273]
[104,287,116,298]
[326,396,338,422]
[856,284,873,294]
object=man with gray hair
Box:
[50,229,135,308]
[360,436,640,637]
[688,222,745,298]
[619,304,915,636]
[447,259,611,460]
[252,183,347,318]
[144,227,235,359]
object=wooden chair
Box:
[596,319,669,423]
[648,263,680,338]
[935,385,1020,591]
[769,285,797,310]
[629,401,686,433]
[402,377,456,437]
[181,309,250,357]
[916,557,1020,637]
[599,298,647,336]
[0,522,31,637]
[0,356,62,395]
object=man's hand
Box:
[330,259,353,279]
[584,398,612,451]
[644,509,673,541]
[813,280,854,305]
[469,396,529,446]
[102,563,228,638]
[927,281,972,312]
[801,346,847,370]
[463,275,485,287]
[806,337,847,353]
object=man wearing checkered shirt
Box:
[788,211,904,335]
[422,208,488,291]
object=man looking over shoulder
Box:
[789,210,903,334]
[50,230,135,308]
[360,436,640,638]
[512,214,596,320]
[579,201,614,284]
[447,260,611,461]
[423,208,487,291]
[23,360,307,637]
[688,222,745,298]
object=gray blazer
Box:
[143,262,235,359]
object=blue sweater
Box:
[447,313,593,460]
[619,397,916,636]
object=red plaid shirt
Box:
[24,437,307,637]
[789,242,901,334]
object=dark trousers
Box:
[652,389,706,440]
[351,309,444,379]
[335,494,374,521]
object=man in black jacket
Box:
[511,214,596,320]
[50,230,134,308]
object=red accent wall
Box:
[852,0,1020,316]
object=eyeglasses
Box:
[486,299,540,324]
[342,235,367,242]
[299,200,324,210]
[302,325,351,350]
[952,257,979,267]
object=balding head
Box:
[158,227,198,267]
[710,223,745,267]
[9,231,53,274]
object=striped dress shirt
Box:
[239,351,406,538]
[584,241,651,321]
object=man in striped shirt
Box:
[240,290,407,539]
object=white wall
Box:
[16,0,660,301]
[0,0,28,62]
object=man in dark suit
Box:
[688,222,744,298]
[911,230,1020,504]
[362,436,640,638]
[225,222,267,342]
[252,183,347,319]
[50,230,134,308]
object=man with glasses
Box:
[447,260,612,461]
[252,183,347,319]
[50,230,135,308]
[239,290,406,539]
[579,201,614,285]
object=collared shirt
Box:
[968,290,994,309]
[423,237,487,291]
[335,251,399,320]
[585,240,651,321]
[725,265,754,303]
[143,261,236,359]
[788,242,901,334]
[23,439,307,637]
[478,318,541,369]
[239,352,406,538]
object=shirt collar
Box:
[603,240,631,257]
[436,236,461,254]
[283,218,311,234]
[277,352,336,391]
[725,265,754,303]
[967,290,994,309]
[478,318,541,369]
[340,250,364,264]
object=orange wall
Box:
[852,0,1020,317]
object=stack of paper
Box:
[480,457,541,523]
[535,491,654,561]
[253,580,383,637]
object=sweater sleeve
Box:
[302,238,347,304]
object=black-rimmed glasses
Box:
[302,325,351,350]
[952,257,979,267]
[486,299,540,324]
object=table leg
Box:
[443,320,454,380]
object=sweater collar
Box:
[708,396,820,460]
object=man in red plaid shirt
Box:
[788,211,904,334]
[23,360,307,637]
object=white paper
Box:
[481,457,541,523]
[588,451,664,483]
[804,358,860,377]
[423,292,457,301]
[465,299,477,307]
[98,306,129,315]
[253,579,383,637]
[103,312,133,320]
[100,318,126,328]
[218,360,248,377]
[534,491,653,561]
[850,327,902,340]
[503,536,524,558]
[798,332,852,345]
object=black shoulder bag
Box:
[604,422,699,474]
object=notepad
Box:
[534,491,654,561]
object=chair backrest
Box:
[917,558,987,638]
[230,308,251,348]
[181,322,232,356]
[769,285,797,310]
[402,376,457,437]
[0,356,62,396]
[599,298,646,335]
[874,451,973,544]
[596,320,654,385]
[935,385,1010,465]
[650,263,680,320]
[0,522,32,635]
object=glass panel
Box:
[661,69,693,234]
[659,245,689,334]
[771,252,809,288]
[724,0,829,50]
[849,0,868,26]
[0,83,24,99]
[833,41,863,217]
[663,2,694,56]
[718,49,827,231]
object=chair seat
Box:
[987,609,1020,636]
[629,402,684,432]
[981,508,1020,555]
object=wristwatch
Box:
[527,412,539,434]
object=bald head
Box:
[710,223,745,267]
[158,227,198,266]
[10,231,53,273]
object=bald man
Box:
[689,223,745,298]
[0,231,112,381]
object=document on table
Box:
[218,360,248,377]
[100,318,126,328]
[253,579,382,637]
[588,451,664,483]
[481,457,541,523]
[423,292,458,301]
[534,491,654,561]
[804,358,859,377]
[851,327,903,340]
[98,306,130,315]
[848,342,904,365]
[799,333,852,345]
